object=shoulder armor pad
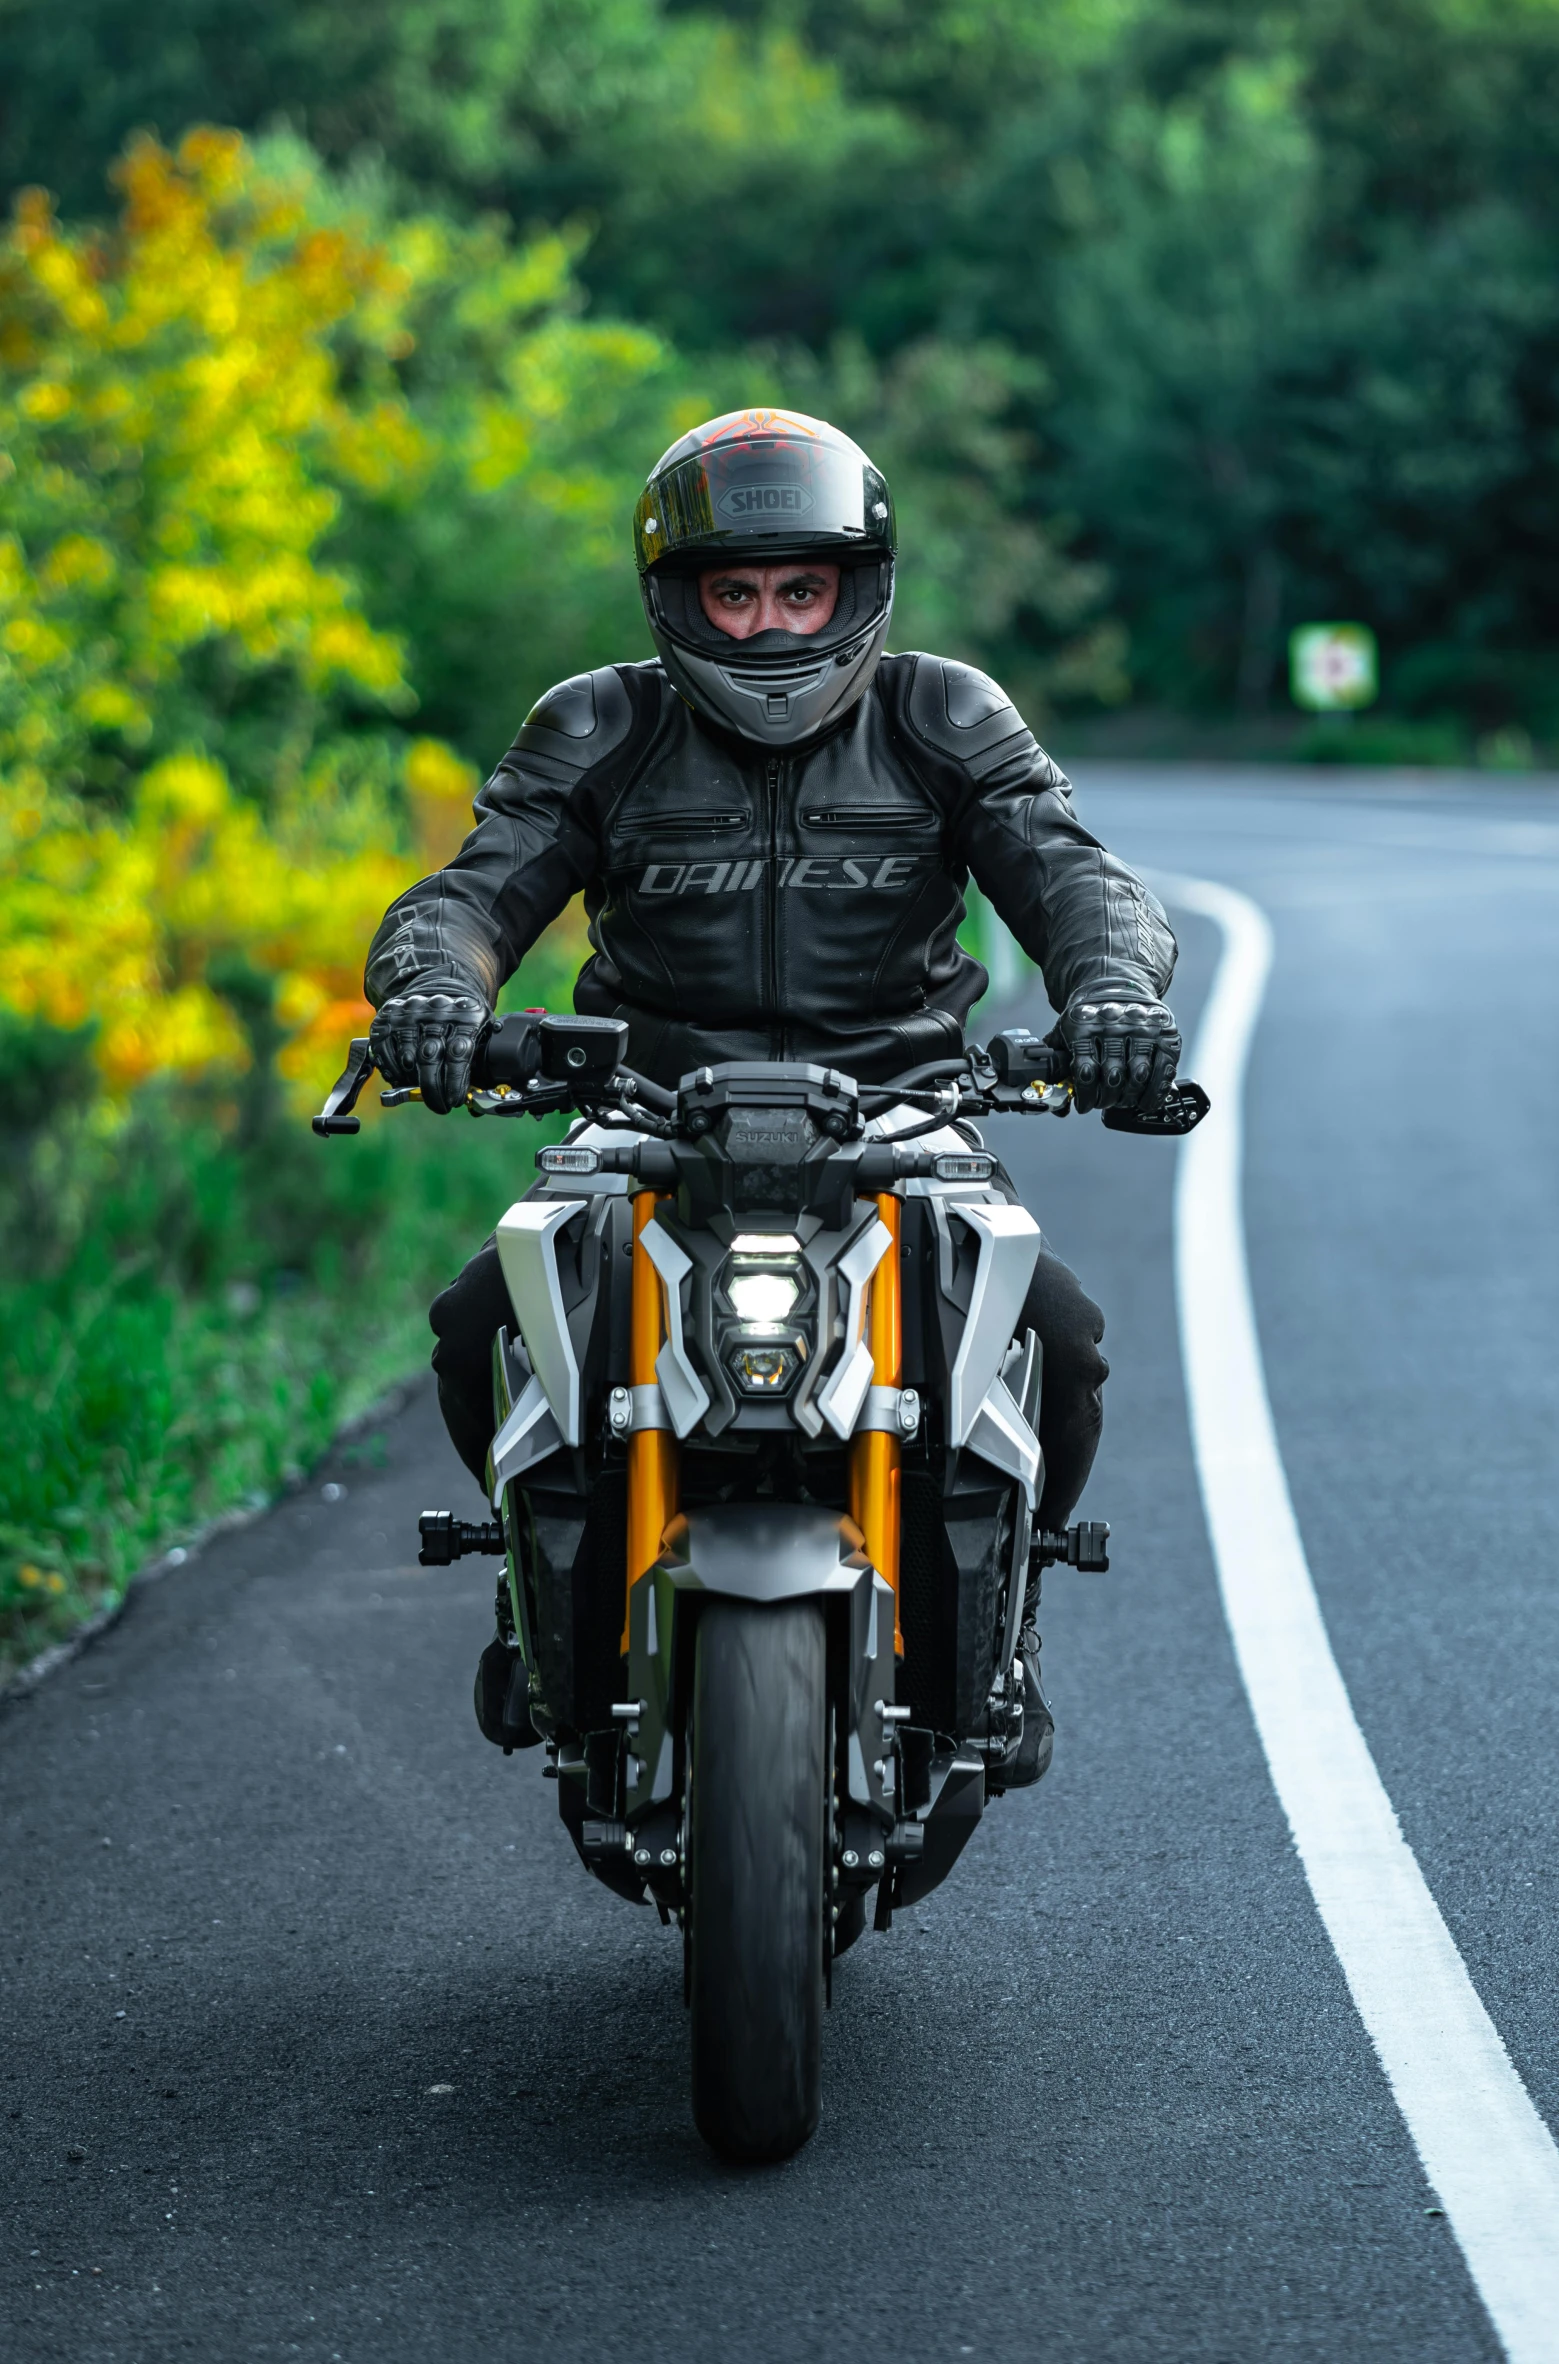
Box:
[905,654,1034,779]
[516,666,634,766]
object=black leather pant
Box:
[430,1230,1107,1531]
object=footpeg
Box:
[1033,1519,1110,1573]
[419,1509,505,1565]
[885,1819,925,1865]
[581,1819,629,1862]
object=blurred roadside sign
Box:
[1290,622,1378,710]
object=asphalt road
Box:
[6,764,1558,2363]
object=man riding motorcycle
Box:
[364,409,1180,1786]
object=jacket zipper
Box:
[766,756,782,1059]
[617,808,746,832]
[802,805,930,828]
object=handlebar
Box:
[311,1013,673,1136]
[312,1013,1208,1144]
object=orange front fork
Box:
[849,1192,904,1656]
[623,1189,679,1652]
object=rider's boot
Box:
[1005,1579,1054,1788]
[473,1633,542,1752]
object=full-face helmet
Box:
[633,408,896,748]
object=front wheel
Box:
[687,1597,827,2163]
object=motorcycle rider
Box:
[365,409,1179,1784]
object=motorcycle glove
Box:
[1057,993,1180,1113]
[369,988,490,1116]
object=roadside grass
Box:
[0,1090,547,1679]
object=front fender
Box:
[660,1503,875,1605]
[623,1505,898,1826]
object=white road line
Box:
[1163,870,1559,2364]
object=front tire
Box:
[687,1597,827,2163]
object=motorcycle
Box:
[314,1016,1206,2161]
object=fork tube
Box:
[850,1192,904,1656]
[625,1189,678,1651]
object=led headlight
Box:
[727,1269,800,1325]
[720,1237,809,1396]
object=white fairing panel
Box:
[946,1200,1043,1445]
[488,1373,563,1508]
[818,1338,875,1441]
[965,1373,1041,1505]
[817,1214,893,1441]
[495,1198,588,1446]
[640,1218,713,1439]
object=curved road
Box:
[6,764,1558,2362]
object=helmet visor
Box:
[636,425,894,573]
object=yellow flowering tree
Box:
[0,130,685,1104]
[0,130,715,1662]
[1,136,398,1084]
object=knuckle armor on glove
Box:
[1060,994,1180,1112]
[369,988,490,1115]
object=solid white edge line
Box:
[1159,868,1559,2364]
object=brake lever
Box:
[312,1038,375,1135]
[1101,1080,1210,1136]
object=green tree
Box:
[4,0,1557,739]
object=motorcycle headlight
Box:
[727,1269,800,1325]
[720,1236,809,1397]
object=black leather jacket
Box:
[365,654,1177,1087]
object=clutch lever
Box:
[312,1037,375,1135]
